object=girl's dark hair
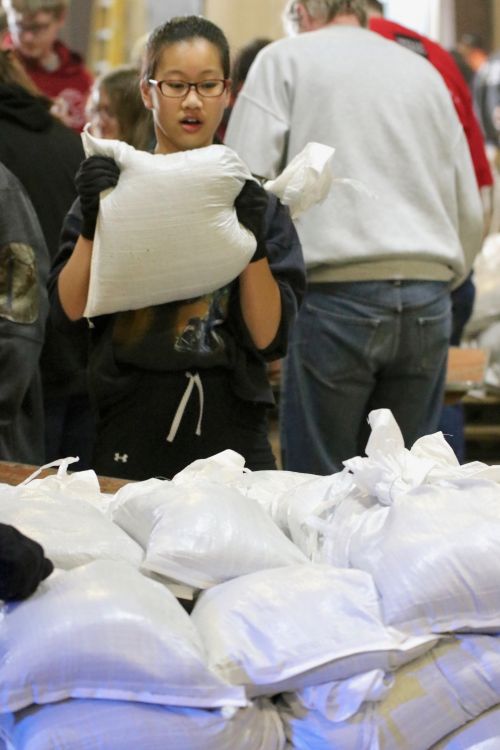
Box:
[142,15,230,82]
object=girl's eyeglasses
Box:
[148,79,228,98]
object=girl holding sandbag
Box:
[48,16,305,481]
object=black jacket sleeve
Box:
[0,523,53,601]
[0,168,49,424]
[229,193,306,362]
[48,197,89,335]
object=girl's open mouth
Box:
[180,117,203,132]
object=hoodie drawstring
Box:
[166,371,204,443]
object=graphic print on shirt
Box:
[111,285,231,371]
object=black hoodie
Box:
[0,83,88,396]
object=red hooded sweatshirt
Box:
[370,17,493,188]
[3,37,93,132]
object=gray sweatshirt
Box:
[226,25,483,287]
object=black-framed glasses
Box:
[148,79,228,98]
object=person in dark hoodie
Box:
[0,161,49,464]
[0,49,94,469]
[1,0,92,132]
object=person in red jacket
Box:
[366,0,493,198]
[1,0,92,131]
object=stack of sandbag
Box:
[252,408,500,747]
[0,458,286,750]
[191,564,435,696]
[0,560,284,750]
[111,463,308,595]
[3,409,500,748]
[277,635,500,749]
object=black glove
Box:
[75,155,120,240]
[0,524,54,602]
[234,179,269,263]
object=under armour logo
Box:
[114,452,129,463]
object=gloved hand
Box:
[234,179,269,263]
[0,523,54,602]
[75,155,120,240]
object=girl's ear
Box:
[224,79,232,106]
[140,78,154,110]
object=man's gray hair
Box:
[283,0,368,35]
[1,0,68,15]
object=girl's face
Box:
[140,37,230,155]
[88,86,121,140]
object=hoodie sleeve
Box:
[0,167,49,423]
[228,193,305,362]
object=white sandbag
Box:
[345,409,500,503]
[112,482,307,589]
[431,706,500,749]
[81,130,256,316]
[0,560,245,713]
[283,470,358,559]
[264,143,335,219]
[171,449,248,486]
[18,457,101,497]
[347,479,500,633]
[15,456,120,517]
[172,452,316,533]
[229,469,317,532]
[0,475,143,570]
[0,698,284,750]
[191,564,436,697]
[279,635,500,750]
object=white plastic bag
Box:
[229,469,317,532]
[82,130,256,316]
[348,479,500,632]
[0,699,284,750]
[112,482,307,589]
[0,560,245,713]
[192,564,436,696]
[264,143,335,219]
[171,449,248,486]
[344,409,500,503]
[0,462,143,570]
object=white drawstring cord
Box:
[166,371,204,443]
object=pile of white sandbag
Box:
[2,409,500,748]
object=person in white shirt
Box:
[225,0,484,474]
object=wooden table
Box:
[0,461,130,494]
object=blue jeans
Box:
[437,273,476,462]
[281,280,452,474]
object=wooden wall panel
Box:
[455,0,492,51]
[203,0,286,54]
